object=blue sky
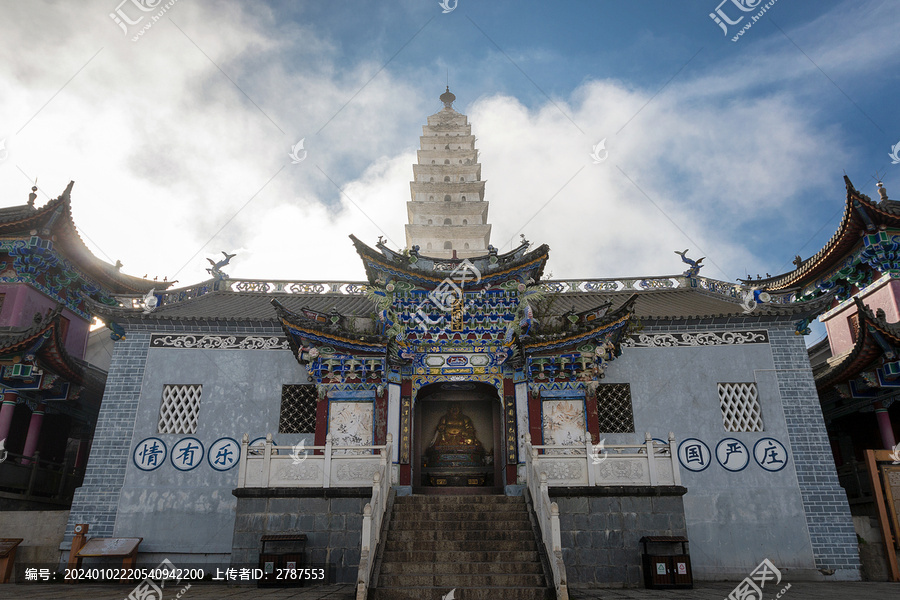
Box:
[0,0,898,345]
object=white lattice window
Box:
[717,383,763,432]
[158,384,203,434]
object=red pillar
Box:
[314,393,329,453]
[74,437,90,469]
[21,402,45,465]
[374,387,388,446]
[585,390,600,445]
[874,401,897,449]
[528,388,543,446]
[0,390,17,445]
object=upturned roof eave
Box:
[0,184,169,294]
[746,177,900,292]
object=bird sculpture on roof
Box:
[674,249,704,278]
[206,251,236,280]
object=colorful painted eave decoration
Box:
[278,317,387,354]
[351,236,549,288]
[523,311,632,354]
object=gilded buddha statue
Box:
[430,404,484,450]
[423,403,490,486]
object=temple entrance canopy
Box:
[413,381,501,491]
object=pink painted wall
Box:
[0,283,90,360]
[825,281,900,357]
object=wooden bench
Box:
[0,539,23,584]
[66,524,142,582]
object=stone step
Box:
[384,539,538,552]
[389,510,531,522]
[380,561,544,575]
[394,495,522,505]
[373,495,552,600]
[378,573,548,588]
[386,529,536,542]
[381,550,541,564]
[371,586,554,600]
[393,501,528,512]
[389,517,531,531]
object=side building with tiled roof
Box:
[0,182,165,511]
[60,91,861,593]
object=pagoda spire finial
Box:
[440,86,456,109]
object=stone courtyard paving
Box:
[0,581,897,600]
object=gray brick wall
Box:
[64,330,152,543]
[233,494,365,584]
[768,327,861,576]
[552,490,687,586]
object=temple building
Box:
[47,90,869,596]
[0,183,162,511]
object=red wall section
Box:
[0,283,90,360]
[825,281,899,357]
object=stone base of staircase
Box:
[371,494,554,600]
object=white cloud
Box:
[0,0,895,293]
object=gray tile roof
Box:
[99,285,759,323]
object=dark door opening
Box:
[412,382,503,495]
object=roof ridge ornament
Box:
[674,249,704,278]
[206,251,235,286]
[877,181,889,203]
[27,179,37,207]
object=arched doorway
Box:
[412,382,503,494]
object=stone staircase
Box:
[371,494,554,600]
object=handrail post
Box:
[324,434,332,488]
[668,432,681,486]
[550,502,562,552]
[237,434,249,488]
[262,433,273,488]
[586,439,597,487]
[645,433,658,486]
